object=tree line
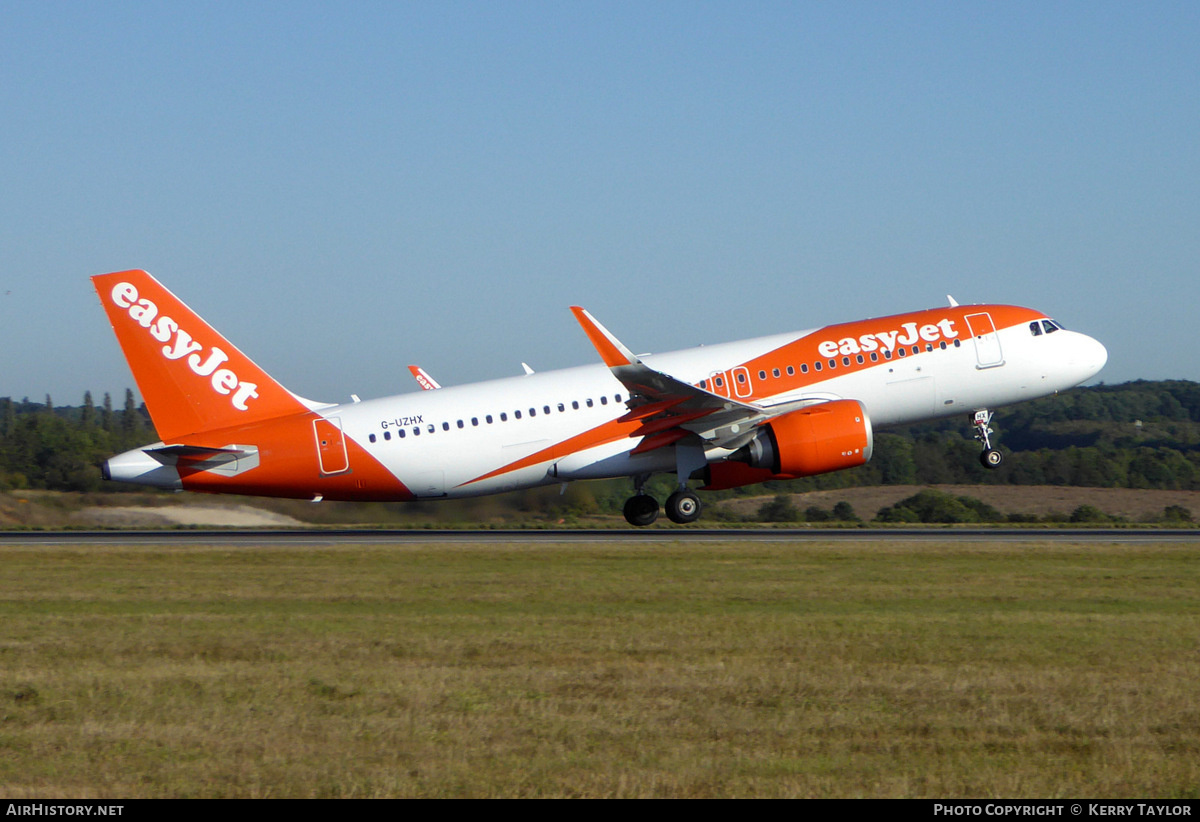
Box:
[2,380,1199,495]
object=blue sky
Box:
[2,2,1197,406]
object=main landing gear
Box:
[622,476,703,526]
[973,409,1004,469]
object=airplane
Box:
[93,269,1108,525]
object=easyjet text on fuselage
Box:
[817,317,959,358]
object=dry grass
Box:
[1,539,1198,797]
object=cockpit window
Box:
[1043,320,1060,334]
[1029,321,1042,337]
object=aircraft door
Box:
[964,312,1005,369]
[732,366,753,398]
[313,417,350,475]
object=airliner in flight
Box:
[94,270,1107,525]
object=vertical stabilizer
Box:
[92,270,310,441]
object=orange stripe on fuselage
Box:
[725,305,1041,402]
[461,417,636,486]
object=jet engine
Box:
[705,400,873,490]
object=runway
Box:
[3,527,1198,545]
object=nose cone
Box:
[1070,332,1108,384]
[1080,334,1108,378]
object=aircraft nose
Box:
[1075,333,1108,379]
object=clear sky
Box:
[2,2,1197,406]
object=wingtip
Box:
[569,305,637,368]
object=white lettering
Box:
[211,369,239,395]
[149,315,178,343]
[128,298,157,328]
[110,281,255,413]
[817,316,962,360]
[188,346,229,377]
[161,329,203,361]
[231,382,259,411]
[111,282,137,309]
[875,330,899,351]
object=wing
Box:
[570,306,779,452]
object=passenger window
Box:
[814,362,822,372]
[758,370,766,380]
[557,404,565,412]
[572,401,579,410]
[828,360,837,369]
[799,364,807,374]
[398,429,405,438]
[842,357,850,366]
[428,423,435,433]
[384,431,391,441]
[586,399,593,408]
[788,366,796,375]
[772,368,780,378]
[601,396,608,405]
[486,415,493,424]
[939,341,947,350]
[615,394,622,403]
[472,417,479,426]
[898,348,907,358]
[413,427,420,436]
[870,352,879,362]
[369,433,377,443]
[529,408,536,417]
[500,413,507,422]
[515,410,522,419]
[545,405,551,414]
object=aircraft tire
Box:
[980,449,1004,469]
[665,489,702,524]
[624,494,659,527]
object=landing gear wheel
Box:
[665,489,702,524]
[623,494,659,527]
[980,448,1003,469]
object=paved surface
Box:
[2,528,1199,546]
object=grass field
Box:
[1,538,1198,798]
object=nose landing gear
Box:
[973,409,1004,469]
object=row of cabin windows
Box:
[700,339,964,390]
[367,393,624,443]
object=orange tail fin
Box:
[92,270,312,441]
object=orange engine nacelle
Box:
[710,400,873,488]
